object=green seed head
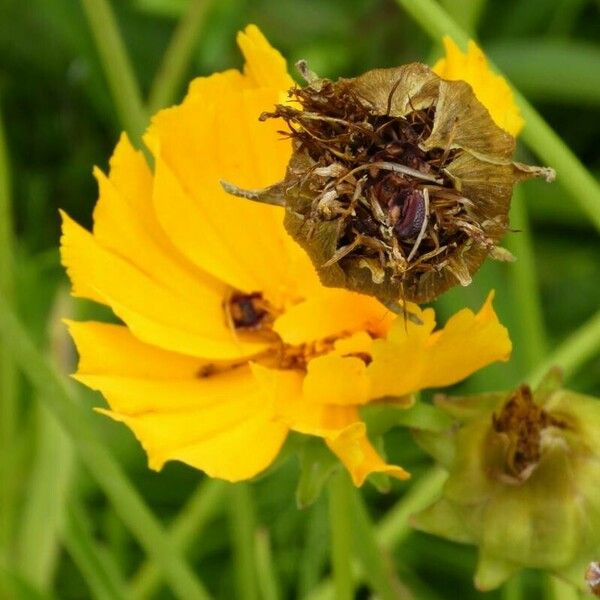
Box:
[413,370,600,592]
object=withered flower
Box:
[224,60,554,305]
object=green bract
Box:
[413,370,600,592]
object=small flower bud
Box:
[413,370,600,591]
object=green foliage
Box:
[0,0,599,598]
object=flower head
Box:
[413,370,600,590]
[61,25,511,486]
[224,48,552,305]
[433,36,524,137]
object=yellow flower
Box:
[433,36,524,137]
[61,25,511,486]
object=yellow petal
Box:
[433,37,524,137]
[60,212,268,360]
[273,288,394,345]
[66,320,210,378]
[303,354,370,405]
[92,139,224,303]
[333,331,374,356]
[250,364,408,485]
[326,422,410,486]
[102,408,287,481]
[368,292,511,399]
[424,291,512,387]
[144,29,308,304]
[78,364,287,480]
[236,24,293,90]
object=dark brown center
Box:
[492,385,566,479]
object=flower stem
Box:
[80,0,147,141]
[327,470,354,600]
[352,490,413,599]
[228,483,259,600]
[0,101,17,560]
[0,301,212,600]
[306,467,447,600]
[394,0,600,232]
[528,307,600,386]
[147,0,211,113]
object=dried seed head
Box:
[586,562,600,596]
[224,62,554,304]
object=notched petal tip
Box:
[327,422,410,487]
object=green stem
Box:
[297,497,328,598]
[0,100,17,560]
[528,308,600,386]
[352,490,412,600]
[307,468,447,600]
[394,0,600,233]
[0,301,211,600]
[80,0,147,140]
[505,188,548,374]
[327,471,354,600]
[228,484,259,600]
[130,478,227,599]
[147,0,211,113]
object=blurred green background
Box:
[0,0,599,599]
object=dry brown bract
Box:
[223,62,554,305]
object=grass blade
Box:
[130,478,227,599]
[16,291,75,589]
[0,99,18,559]
[0,301,212,600]
[255,529,280,600]
[16,404,74,588]
[80,0,147,140]
[529,308,600,386]
[147,0,211,113]
[63,499,129,600]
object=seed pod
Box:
[223,62,554,305]
[412,370,600,591]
